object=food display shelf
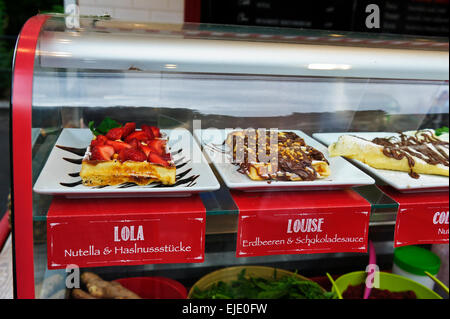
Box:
[30,129,399,230]
[28,128,406,297]
[10,15,448,299]
[30,128,398,223]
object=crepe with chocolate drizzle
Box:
[328,130,449,179]
[371,130,449,179]
[225,129,330,181]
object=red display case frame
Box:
[11,14,50,299]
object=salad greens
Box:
[191,269,336,299]
[88,117,122,136]
[435,126,449,136]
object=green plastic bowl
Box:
[333,271,442,299]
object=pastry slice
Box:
[80,122,176,186]
[328,130,449,178]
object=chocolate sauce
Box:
[175,161,189,170]
[56,145,87,156]
[176,168,193,180]
[228,130,328,181]
[372,131,449,179]
[63,157,83,165]
[68,172,80,177]
[60,180,83,187]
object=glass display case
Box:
[11,14,449,299]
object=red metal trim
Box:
[0,211,10,251]
[11,14,49,299]
[184,0,201,23]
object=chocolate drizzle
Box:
[60,180,83,187]
[371,130,449,179]
[68,172,80,177]
[56,145,87,156]
[227,130,329,181]
[63,157,83,165]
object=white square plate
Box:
[313,132,449,193]
[34,128,220,198]
[194,129,374,191]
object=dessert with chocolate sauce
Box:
[224,129,330,181]
[328,129,449,179]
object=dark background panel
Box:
[200,0,450,37]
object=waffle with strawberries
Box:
[80,122,176,186]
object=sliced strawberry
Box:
[127,149,147,162]
[127,138,139,149]
[97,135,108,144]
[161,152,172,161]
[106,127,124,140]
[148,139,166,155]
[122,122,136,139]
[149,126,161,138]
[141,125,154,139]
[90,135,108,147]
[118,148,128,162]
[91,145,114,161]
[119,148,147,162]
[124,131,149,143]
[138,143,152,157]
[141,125,161,139]
[106,140,132,153]
[148,152,170,167]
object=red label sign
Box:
[394,206,449,247]
[380,186,449,247]
[47,196,205,269]
[232,190,371,257]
